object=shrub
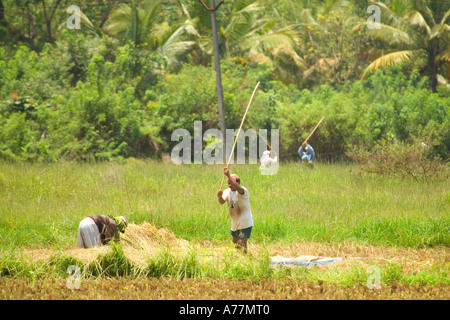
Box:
[347,138,448,182]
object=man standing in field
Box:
[217,168,253,254]
[78,215,128,248]
[260,150,278,169]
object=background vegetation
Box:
[0,0,448,163]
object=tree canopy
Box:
[0,0,448,162]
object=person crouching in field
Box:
[217,168,253,254]
[78,215,128,248]
[298,141,315,166]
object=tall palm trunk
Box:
[428,39,439,92]
[0,0,5,26]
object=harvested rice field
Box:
[1,162,448,302]
[2,223,449,300]
[1,277,448,300]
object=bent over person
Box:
[298,141,315,166]
[78,215,128,248]
[217,168,253,254]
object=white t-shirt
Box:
[260,154,278,168]
[222,186,253,231]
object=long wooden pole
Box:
[219,81,260,190]
[303,116,325,144]
[246,118,272,151]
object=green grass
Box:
[0,160,448,249]
[0,160,448,289]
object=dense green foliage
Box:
[0,0,449,162]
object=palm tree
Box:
[213,1,301,61]
[257,0,353,87]
[103,0,162,47]
[157,1,201,72]
[104,0,200,72]
[194,0,303,86]
[357,0,450,92]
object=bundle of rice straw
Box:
[22,222,189,267]
[121,222,190,266]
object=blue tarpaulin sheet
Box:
[269,255,369,268]
[269,257,345,268]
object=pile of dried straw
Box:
[23,222,190,267]
[121,222,190,266]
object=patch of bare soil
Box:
[21,223,449,275]
[14,222,448,301]
[262,240,449,273]
[0,277,448,300]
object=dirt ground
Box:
[20,238,450,277]
[4,224,449,300]
[21,223,450,274]
[1,277,448,300]
[4,241,449,300]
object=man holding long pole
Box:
[216,82,260,254]
[298,141,315,166]
[217,168,253,254]
[298,116,324,167]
